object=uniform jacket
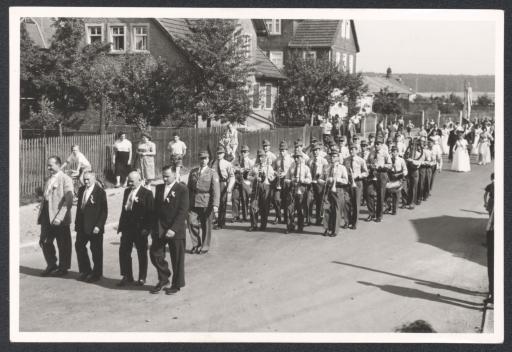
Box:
[37,171,74,226]
[118,186,154,234]
[75,183,108,235]
[188,166,220,208]
[154,182,189,240]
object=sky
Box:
[355,20,496,75]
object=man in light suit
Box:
[38,156,74,276]
[150,165,190,294]
[74,171,108,282]
[117,171,154,286]
[187,151,220,254]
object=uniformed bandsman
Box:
[187,151,220,254]
[337,135,350,162]
[420,138,435,202]
[232,145,254,222]
[272,141,294,225]
[211,146,235,230]
[248,149,276,231]
[359,139,371,207]
[262,139,277,166]
[319,146,349,237]
[344,143,368,230]
[385,145,408,215]
[367,138,392,222]
[405,138,424,209]
[292,139,310,162]
[307,143,330,226]
[284,152,312,233]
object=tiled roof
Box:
[22,17,56,48]
[155,18,192,41]
[254,48,286,80]
[363,75,414,95]
[288,20,339,48]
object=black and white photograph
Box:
[9,7,503,343]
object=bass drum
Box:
[404,137,424,162]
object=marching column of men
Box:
[37,132,440,294]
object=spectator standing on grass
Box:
[61,145,92,186]
[74,171,108,283]
[113,132,132,188]
[135,132,156,187]
[38,156,74,277]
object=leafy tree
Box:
[21,97,59,133]
[476,94,493,107]
[371,87,403,117]
[274,50,367,125]
[20,20,44,102]
[176,19,253,126]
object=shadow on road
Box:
[332,261,487,296]
[358,281,484,311]
[19,265,152,292]
[225,225,322,236]
[410,215,487,266]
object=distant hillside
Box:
[363,73,494,93]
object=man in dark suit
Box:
[75,171,108,282]
[117,171,154,286]
[150,165,190,294]
[448,128,458,161]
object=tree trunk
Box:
[99,97,106,135]
[207,117,211,129]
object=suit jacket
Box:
[118,186,154,234]
[75,183,108,235]
[154,182,189,240]
[187,166,220,208]
[37,171,74,226]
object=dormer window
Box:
[264,19,281,35]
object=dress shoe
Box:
[200,249,209,254]
[53,268,68,276]
[135,279,146,286]
[365,216,373,222]
[149,280,170,294]
[77,272,90,281]
[190,246,198,254]
[391,211,396,215]
[341,224,348,229]
[194,247,202,254]
[164,287,180,295]
[408,205,415,210]
[259,226,267,231]
[86,275,101,283]
[248,227,255,232]
[349,224,357,230]
[330,232,338,237]
[117,276,134,287]
[213,224,222,230]
[322,230,330,236]
[375,218,382,223]
[40,266,58,277]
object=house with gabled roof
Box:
[22,17,285,131]
[256,19,360,73]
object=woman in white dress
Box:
[471,124,483,155]
[477,127,493,165]
[430,131,443,171]
[135,133,156,187]
[440,124,450,154]
[451,131,471,172]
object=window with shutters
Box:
[253,83,260,109]
[265,84,272,109]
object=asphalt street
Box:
[18,157,493,333]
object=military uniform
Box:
[307,143,330,225]
[187,151,220,254]
[320,147,349,236]
[248,150,276,231]
[385,148,408,215]
[211,146,235,229]
[232,145,254,222]
[367,142,392,221]
[272,141,294,225]
[344,147,368,229]
[284,154,312,233]
[406,143,424,208]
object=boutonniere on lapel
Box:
[90,195,95,205]
[133,196,139,203]
[165,191,175,203]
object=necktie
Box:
[82,187,91,209]
[217,161,222,180]
[126,189,136,211]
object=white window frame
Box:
[252,83,260,109]
[264,19,281,35]
[131,24,149,52]
[346,21,351,39]
[269,51,284,69]
[264,84,273,110]
[303,50,317,61]
[108,24,127,53]
[85,23,104,45]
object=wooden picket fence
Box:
[19,126,322,198]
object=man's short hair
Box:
[83,170,96,178]
[48,155,62,165]
[162,164,177,173]
[71,144,79,149]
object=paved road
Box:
[18,159,493,333]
